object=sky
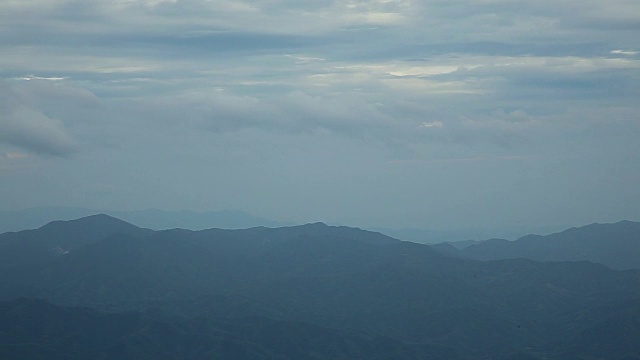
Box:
[1,0,639,231]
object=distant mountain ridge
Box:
[0,207,288,233]
[0,206,572,243]
[457,220,640,270]
[1,215,639,359]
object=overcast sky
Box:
[1,0,639,231]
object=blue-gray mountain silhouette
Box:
[457,220,640,270]
[1,215,639,359]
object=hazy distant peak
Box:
[39,214,139,231]
[485,238,510,243]
[300,222,329,228]
[462,220,640,270]
[534,219,640,238]
[616,220,636,225]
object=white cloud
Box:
[611,50,638,56]
[421,121,443,128]
[18,75,68,81]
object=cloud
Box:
[0,81,82,156]
[421,121,444,128]
[611,49,638,56]
[0,105,78,156]
[1,0,639,228]
[121,88,394,137]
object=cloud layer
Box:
[1,0,639,230]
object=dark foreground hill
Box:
[457,220,640,270]
[1,215,639,359]
[0,298,448,360]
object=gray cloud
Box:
[0,0,639,230]
[0,105,78,157]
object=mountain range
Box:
[433,220,640,270]
[0,207,288,234]
[0,207,571,243]
[1,215,639,359]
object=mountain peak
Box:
[34,214,151,246]
[304,222,329,227]
[42,213,129,227]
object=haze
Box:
[1,0,639,231]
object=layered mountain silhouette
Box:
[1,215,639,359]
[453,220,640,270]
[0,207,286,233]
[0,214,152,268]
